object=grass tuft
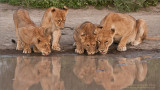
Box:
[0,0,159,12]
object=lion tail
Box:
[11,39,16,44]
[145,37,160,40]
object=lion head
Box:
[78,22,97,55]
[49,6,68,29]
[94,25,115,54]
[73,56,96,84]
[34,27,51,55]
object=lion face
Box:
[73,56,96,84]
[51,6,68,29]
[83,37,97,55]
[95,25,115,54]
[35,35,51,55]
[78,22,97,55]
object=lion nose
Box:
[100,50,104,52]
[88,52,95,55]
[90,52,95,55]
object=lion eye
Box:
[105,41,108,43]
[81,33,86,36]
[93,32,97,35]
[38,39,41,44]
[58,20,61,22]
[87,44,90,47]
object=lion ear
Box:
[43,28,51,36]
[111,28,115,34]
[93,31,97,35]
[37,39,41,44]
[52,8,56,12]
[81,32,86,36]
[97,25,103,29]
[94,25,103,34]
[63,6,68,11]
[62,6,68,14]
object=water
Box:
[0,55,160,90]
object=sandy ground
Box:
[0,3,160,55]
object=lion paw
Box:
[23,48,31,54]
[16,41,24,50]
[16,47,22,50]
[75,49,84,54]
[131,41,141,46]
[16,45,23,50]
[33,46,40,53]
[52,45,61,51]
[117,46,127,51]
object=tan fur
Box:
[73,21,97,55]
[94,57,147,90]
[13,9,51,55]
[41,6,68,51]
[73,56,147,90]
[95,13,160,54]
[13,57,64,90]
[40,57,65,90]
[13,57,51,90]
[73,56,96,84]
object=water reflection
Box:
[0,55,159,90]
[73,56,148,90]
[13,56,64,90]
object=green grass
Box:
[0,0,159,12]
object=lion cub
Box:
[40,6,68,51]
[95,13,160,54]
[73,22,97,55]
[13,9,51,55]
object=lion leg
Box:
[23,43,31,54]
[75,42,84,54]
[117,35,130,51]
[33,46,40,53]
[14,23,23,50]
[52,29,61,51]
[16,35,23,50]
[131,19,147,46]
[135,58,147,81]
[131,29,144,46]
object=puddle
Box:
[0,55,160,90]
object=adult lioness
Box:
[13,9,51,55]
[41,6,68,51]
[73,21,97,55]
[95,13,160,54]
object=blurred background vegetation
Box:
[0,0,159,12]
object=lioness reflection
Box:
[13,56,64,90]
[73,56,147,90]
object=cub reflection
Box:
[40,57,65,90]
[73,56,96,84]
[73,56,148,90]
[13,56,64,90]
